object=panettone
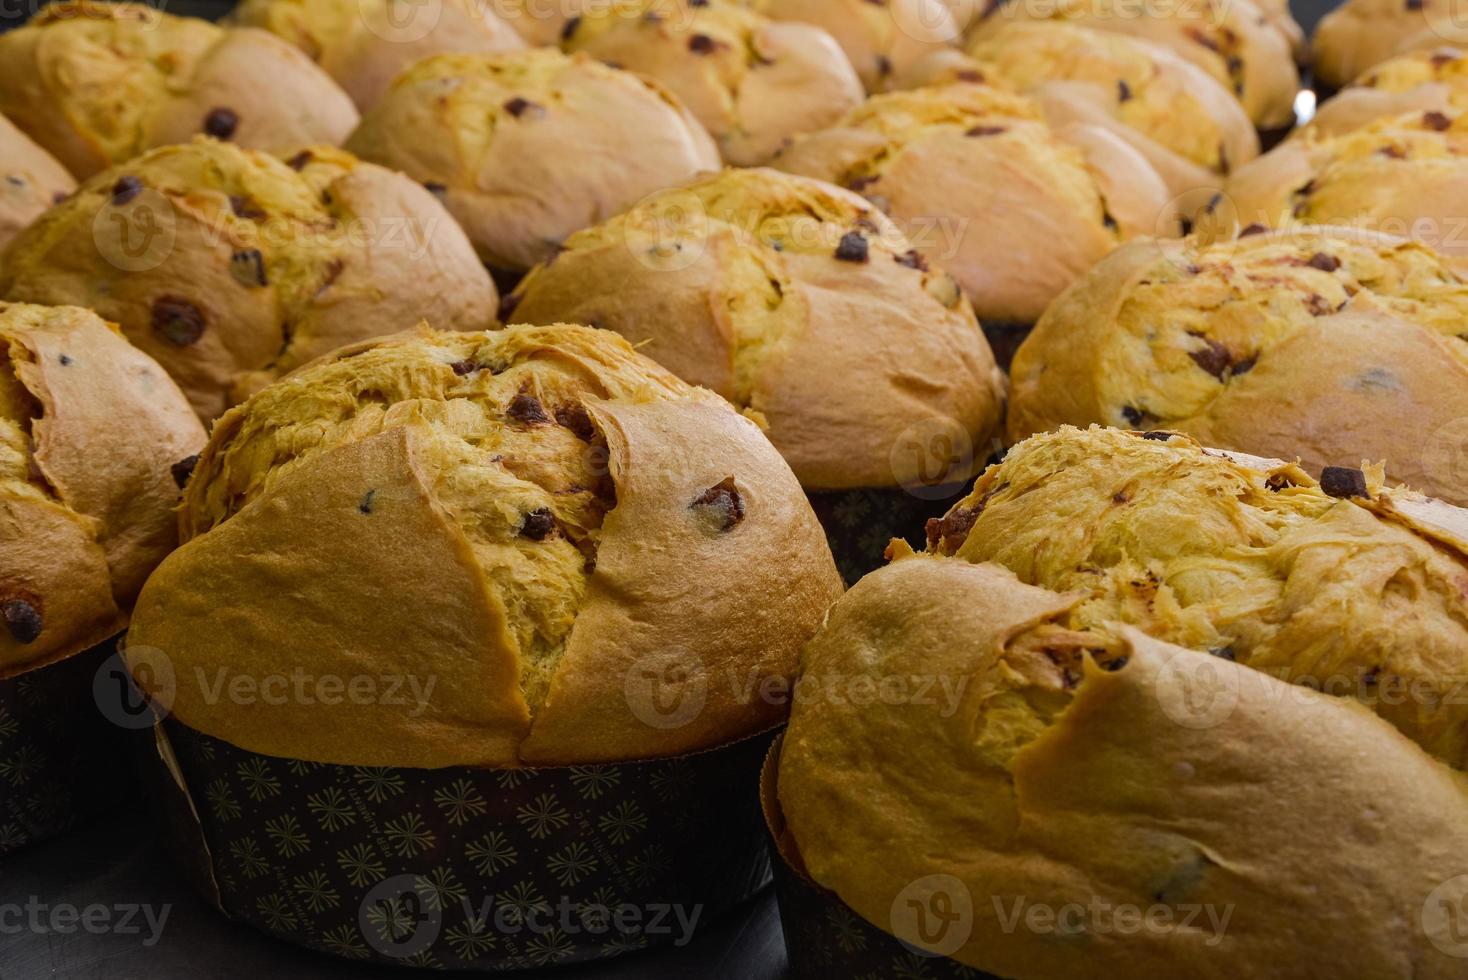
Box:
[504,167,1005,490]
[771,82,1176,325]
[1307,46,1468,138]
[1007,226,1468,506]
[1,302,204,676]
[127,323,844,768]
[750,0,962,92]
[966,23,1257,192]
[778,550,1468,978]
[561,0,863,167]
[0,1,359,180]
[1312,0,1455,90]
[0,138,497,421]
[345,49,721,273]
[909,425,1468,763]
[228,0,526,110]
[0,113,73,257]
[1208,109,1468,263]
[965,0,1301,130]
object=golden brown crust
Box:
[0,2,359,179]
[344,48,721,272]
[0,113,73,258]
[752,0,962,92]
[1305,47,1468,139]
[1312,0,1445,89]
[927,425,1468,767]
[1,302,204,676]
[1207,110,1468,265]
[779,556,1468,978]
[229,0,526,110]
[771,82,1176,324]
[128,324,843,767]
[965,0,1300,129]
[561,0,864,166]
[1007,226,1468,506]
[507,167,1005,490]
[0,138,497,420]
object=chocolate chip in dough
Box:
[1424,110,1453,131]
[2,599,42,644]
[111,176,142,205]
[1188,334,1232,380]
[688,33,718,54]
[171,454,199,489]
[834,231,869,263]
[1319,465,1369,499]
[151,297,207,347]
[520,507,556,540]
[1307,252,1340,272]
[691,477,744,531]
[203,107,239,140]
[507,393,551,425]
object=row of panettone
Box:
[0,0,1467,976]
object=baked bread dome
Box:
[779,551,1468,977]
[1007,226,1468,507]
[1312,0,1448,90]
[910,425,1468,765]
[964,0,1300,131]
[1308,46,1468,138]
[128,323,844,768]
[0,2,358,180]
[0,138,496,421]
[0,114,73,257]
[560,0,863,166]
[503,168,1005,491]
[228,0,526,110]
[1209,109,1468,262]
[901,23,1257,200]
[750,0,962,92]
[345,49,721,273]
[771,82,1176,326]
[1,303,204,676]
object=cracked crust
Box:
[1306,47,1468,139]
[1207,108,1468,266]
[752,0,962,92]
[1007,226,1468,505]
[506,167,1005,489]
[0,302,204,676]
[128,323,843,767]
[0,137,496,421]
[964,0,1300,130]
[916,425,1468,766]
[561,0,863,166]
[779,555,1468,978]
[344,48,721,272]
[770,82,1176,323]
[228,0,526,110]
[0,1,358,179]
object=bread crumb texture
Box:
[129,323,842,768]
